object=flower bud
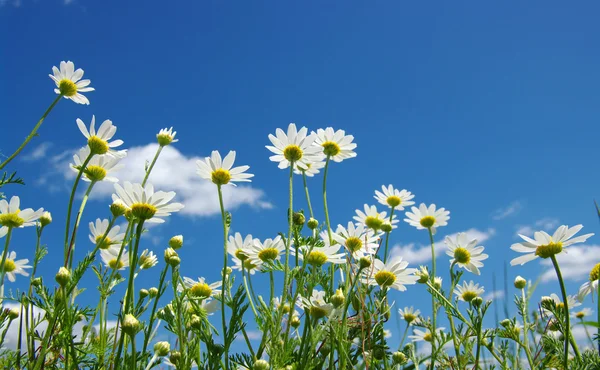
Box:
[416,266,429,284]
[500,319,511,328]
[433,277,442,290]
[55,267,71,287]
[320,344,331,357]
[254,359,270,370]
[139,289,149,298]
[222,267,232,277]
[330,289,345,308]
[8,308,19,320]
[380,221,393,233]
[392,351,407,365]
[110,199,128,218]
[292,212,305,226]
[169,350,181,365]
[32,277,42,287]
[372,347,386,360]
[157,127,177,147]
[359,257,372,270]
[39,212,52,227]
[169,235,184,250]
[290,315,301,328]
[167,256,180,267]
[307,218,319,230]
[149,287,159,298]
[514,276,527,290]
[164,248,180,267]
[189,314,202,330]
[121,314,141,336]
[154,341,170,356]
[472,297,483,308]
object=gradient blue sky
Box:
[1,0,599,351]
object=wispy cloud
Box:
[390,228,496,264]
[22,142,53,162]
[492,201,522,220]
[483,290,505,301]
[539,244,599,283]
[515,217,560,237]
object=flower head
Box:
[404,203,450,234]
[89,219,125,250]
[297,290,333,319]
[409,327,444,343]
[578,263,599,302]
[361,256,418,291]
[454,280,484,302]
[0,196,44,229]
[354,204,397,231]
[100,248,129,270]
[157,127,178,146]
[298,244,346,267]
[293,157,326,177]
[266,123,323,170]
[180,277,222,299]
[76,116,124,155]
[247,236,285,264]
[72,146,125,182]
[227,233,254,262]
[312,127,357,162]
[49,61,94,104]
[139,249,158,269]
[112,182,184,223]
[510,225,594,266]
[573,308,592,319]
[331,222,380,259]
[541,293,581,315]
[398,306,420,325]
[231,254,262,275]
[2,251,31,282]
[445,233,488,275]
[197,150,253,186]
[374,186,415,210]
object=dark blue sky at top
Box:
[1,0,599,349]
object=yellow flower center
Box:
[58,79,77,97]
[374,270,396,287]
[234,249,247,261]
[420,216,435,228]
[108,258,124,270]
[535,242,563,259]
[131,203,158,220]
[403,313,416,323]
[386,196,401,208]
[461,291,478,302]
[258,247,279,262]
[190,282,212,298]
[211,169,231,185]
[423,333,433,342]
[243,259,257,270]
[307,251,328,266]
[95,235,113,250]
[0,213,24,228]
[454,247,471,264]
[321,141,341,156]
[283,145,303,162]
[365,216,383,230]
[575,311,586,319]
[556,302,565,313]
[88,136,109,155]
[345,237,363,253]
[85,165,107,182]
[3,259,16,273]
[590,263,600,282]
[310,306,328,319]
[157,133,173,146]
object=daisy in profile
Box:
[72,146,125,183]
[157,127,178,147]
[2,251,31,282]
[578,263,599,302]
[247,236,285,264]
[112,182,184,223]
[398,306,420,325]
[0,196,44,229]
[180,277,222,299]
[361,256,418,291]
[266,123,323,170]
[49,61,94,104]
[196,150,253,186]
[88,218,125,250]
[510,225,593,266]
[445,233,488,275]
[573,308,592,320]
[312,127,357,162]
[354,204,397,231]
[293,158,325,177]
[76,116,124,155]
[227,233,255,262]
[374,185,415,210]
[297,290,333,319]
[139,249,158,269]
[404,203,450,234]
[541,293,581,315]
[331,222,380,259]
[101,248,129,270]
[454,281,485,302]
[409,327,445,343]
[231,256,262,275]
[298,244,346,267]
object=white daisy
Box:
[180,277,222,299]
[510,225,594,266]
[353,204,398,231]
[541,293,581,315]
[197,150,253,186]
[331,222,380,259]
[312,127,357,162]
[578,264,599,302]
[445,233,488,275]
[1,251,31,282]
[139,249,158,269]
[374,185,415,210]
[293,158,326,177]
[409,327,445,343]
[100,248,129,270]
[231,255,262,275]
[49,61,94,105]
[112,182,184,223]
[404,203,450,234]
[361,256,418,291]
[157,127,178,146]
[266,123,323,170]
[247,236,285,264]
[227,233,255,261]
[0,196,44,229]
[398,306,420,325]
[76,116,124,156]
[72,146,125,183]
[454,281,485,302]
[88,218,125,250]
[297,289,333,319]
[573,308,593,319]
[298,244,346,267]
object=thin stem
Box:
[474,308,483,369]
[144,353,159,370]
[66,180,96,268]
[302,172,314,219]
[241,268,257,316]
[0,227,13,302]
[579,318,594,347]
[427,227,437,369]
[399,322,409,349]
[142,145,163,187]
[520,287,535,369]
[131,334,137,370]
[64,152,94,260]
[382,207,395,263]
[282,164,294,305]
[0,95,62,170]
[322,156,332,244]
[141,263,168,354]
[217,184,229,370]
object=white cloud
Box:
[50,143,272,217]
[22,142,53,162]
[539,244,600,283]
[483,290,505,301]
[390,228,496,264]
[492,201,522,220]
[515,217,560,237]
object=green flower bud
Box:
[154,341,170,356]
[330,289,345,308]
[110,199,128,218]
[39,211,52,227]
[121,314,141,336]
[307,218,319,230]
[8,308,19,320]
[139,289,149,298]
[392,351,407,365]
[55,267,71,287]
[169,235,183,249]
[254,359,270,370]
[149,287,159,298]
[293,212,305,226]
[514,276,527,290]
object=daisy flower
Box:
[76,116,124,155]
[247,236,285,264]
[361,256,418,291]
[298,244,346,267]
[139,249,158,269]
[157,127,178,147]
[354,204,397,231]
[331,222,380,259]
[293,157,326,177]
[297,289,333,319]
[101,248,129,270]
[374,185,415,210]
[72,146,125,183]
[88,218,125,250]
[510,225,594,266]
[445,232,488,275]
[454,280,484,302]
[231,256,262,275]
[577,263,599,302]
[1,251,31,282]
[541,293,581,315]
[180,277,222,299]
[409,327,445,343]
[404,203,450,234]
[112,182,184,223]
[227,233,255,262]
[0,196,44,229]
[312,127,357,162]
[266,123,323,170]
[49,61,94,105]
[197,150,253,186]
[573,308,592,319]
[398,306,420,325]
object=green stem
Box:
[141,263,168,354]
[322,156,333,244]
[579,318,594,347]
[382,207,395,263]
[474,308,483,369]
[64,152,94,260]
[0,227,13,302]
[241,268,257,316]
[131,334,137,370]
[302,172,314,219]
[282,164,294,305]
[428,227,437,369]
[520,288,535,369]
[399,322,409,349]
[141,145,163,187]
[66,180,96,268]
[0,95,62,171]
[217,184,229,370]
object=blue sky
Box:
[1,0,599,351]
